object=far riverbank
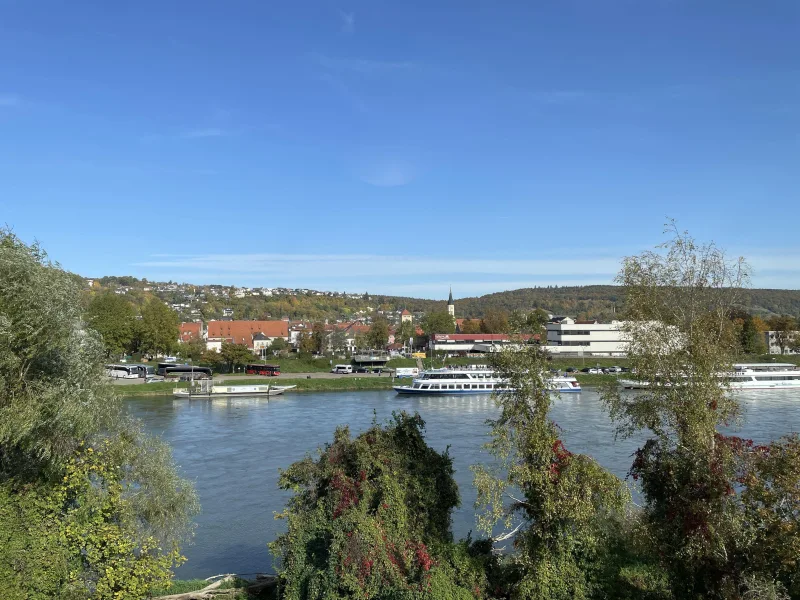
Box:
[118,373,618,397]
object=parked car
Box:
[565,367,578,373]
[355,367,369,373]
[580,367,602,374]
[605,366,623,373]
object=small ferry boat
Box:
[620,363,800,391]
[393,367,581,395]
[173,380,296,399]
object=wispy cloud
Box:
[312,53,414,74]
[0,93,21,107]
[181,128,229,139]
[130,252,620,297]
[340,10,355,33]
[134,253,621,279]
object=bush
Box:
[271,412,493,599]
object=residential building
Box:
[545,317,628,356]
[326,321,370,353]
[764,330,800,355]
[206,320,289,353]
[179,322,204,343]
[401,309,412,323]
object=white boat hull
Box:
[620,363,800,391]
[394,367,581,395]
[393,384,581,395]
[173,384,295,398]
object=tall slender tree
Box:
[602,224,800,598]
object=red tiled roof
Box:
[207,320,289,348]
[401,309,411,315]
[180,322,201,342]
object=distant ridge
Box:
[387,285,800,320]
[85,277,800,322]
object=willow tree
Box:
[0,230,198,599]
[474,346,630,600]
[602,225,800,599]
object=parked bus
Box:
[105,364,141,379]
[157,363,213,379]
[128,364,155,378]
[245,364,281,377]
[164,366,213,380]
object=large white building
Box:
[545,317,628,357]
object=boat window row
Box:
[414,382,497,390]
[753,375,800,381]
[423,372,494,380]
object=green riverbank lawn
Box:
[120,376,396,396]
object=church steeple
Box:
[447,287,455,317]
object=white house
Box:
[764,330,800,355]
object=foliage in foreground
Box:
[603,225,800,599]
[271,412,496,599]
[474,346,634,600]
[0,230,197,599]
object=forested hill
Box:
[450,286,800,320]
[85,277,800,322]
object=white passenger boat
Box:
[393,367,581,395]
[173,380,296,398]
[620,363,800,391]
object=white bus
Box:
[332,364,353,374]
[105,364,141,379]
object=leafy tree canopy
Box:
[0,230,197,598]
[367,316,390,349]
[138,298,179,357]
[219,341,254,372]
[85,292,137,357]
[420,311,455,336]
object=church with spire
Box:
[447,287,455,318]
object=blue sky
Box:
[1,0,798,298]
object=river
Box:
[126,389,800,579]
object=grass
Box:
[280,376,395,392]
[574,373,619,386]
[150,577,249,596]
[121,376,395,397]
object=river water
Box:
[126,389,800,579]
